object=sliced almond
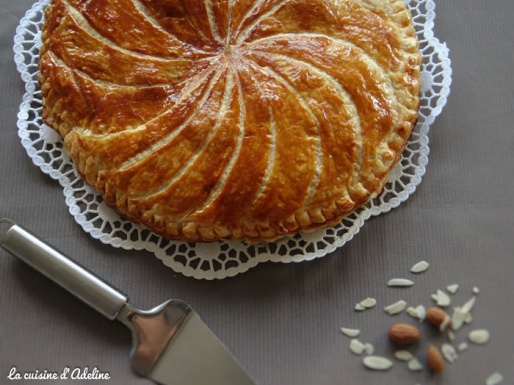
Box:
[410,260,429,274]
[364,343,374,355]
[440,315,452,331]
[461,296,476,313]
[486,372,504,385]
[446,283,459,294]
[363,356,394,371]
[457,342,468,352]
[340,328,360,338]
[432,289,451,307]
[359,297,377,309]
[349,339,366,355]
[441,343,458,363]
[407,357,423,371]
[384,300,407,315]
[388,278,414,287]
[406,305,426,322]
[468,329,490,345]
[451,307,467,331]
[394,350,413,361]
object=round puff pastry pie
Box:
[39,0,421,243]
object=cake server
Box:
[0,218,256,385]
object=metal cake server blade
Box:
[0,218,256,385]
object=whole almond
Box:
[427,344,445,373]
[426,307,452,329]
[388,323,421,345]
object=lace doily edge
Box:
[12,0,452,280]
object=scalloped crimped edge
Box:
[13,0,451,279]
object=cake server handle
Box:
[0,218,128,320]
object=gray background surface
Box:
[1,1,513,384]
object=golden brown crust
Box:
[39,0,421,243]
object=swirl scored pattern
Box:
[38,0,421,243]
[16,0,451,278]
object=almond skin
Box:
[427,344,445,373]
[426,307,453,329]
[388,323,421,345]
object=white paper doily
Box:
[14,0,451,279]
